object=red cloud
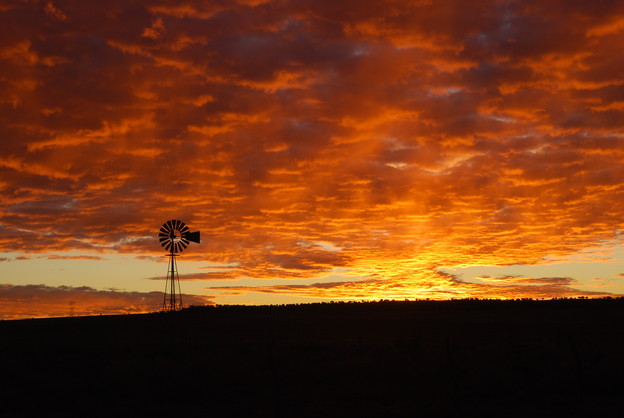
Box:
[0,0,623,312]
[0,284,213,320]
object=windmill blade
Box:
[160,221,172,249]
[179,240,188,251]
[175,241,187,253]
[180,224,190,233]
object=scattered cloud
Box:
[0,284,213,320]
[0,0,623,315]
[46,254,105,261]
[208,270,614,301]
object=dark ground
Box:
[1,299,623,417]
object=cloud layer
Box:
[1,0,623,313]
[0,283,212,319]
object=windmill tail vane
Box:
[158,219,200,311]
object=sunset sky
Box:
[1,0,623,319]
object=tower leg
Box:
[174,254,182,308]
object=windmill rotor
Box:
[159,219,200,254]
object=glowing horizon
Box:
[1,0,623,318]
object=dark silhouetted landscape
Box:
[2,299,623,417]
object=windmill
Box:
[159,219,200,311]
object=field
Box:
[1,299,623,417]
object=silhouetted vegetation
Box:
[1,298,623,416]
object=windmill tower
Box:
[158,219,200,311]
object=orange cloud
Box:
[0,0,623,316]
[207,270,614,302]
